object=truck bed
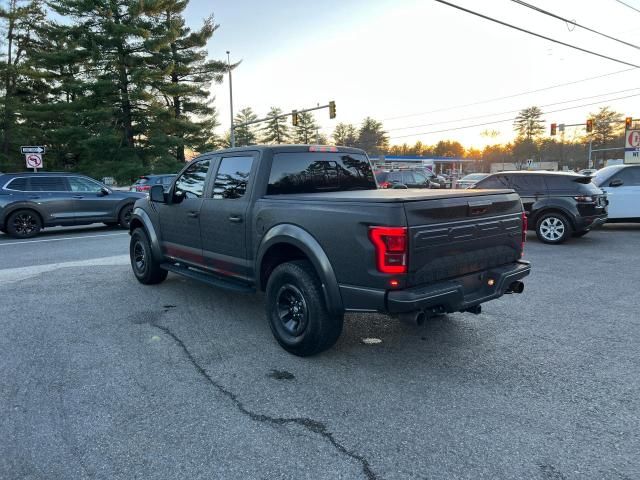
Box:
[263,188,514,202]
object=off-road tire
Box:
[265,260,343,356]
[130,228,168,284]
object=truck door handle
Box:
[187,211,199,218]
[28,195,40,199]
[228,215,243,223]
[72,195,84,199]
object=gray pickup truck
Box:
[129,145,530,356]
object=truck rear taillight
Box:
[521,212,527,257]
[369,226,407,274]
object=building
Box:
[489,161,559,173]
[368,155,480,175]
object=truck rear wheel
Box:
[265,260,343,356]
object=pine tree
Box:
[145,9,227,164]
[0,0,46,170]
[357,117,388,154]
[234,107,257,146]
[261,107,290,144]
[293,111,317,144]
[332,122,357,146]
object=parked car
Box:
[375,170,440,188]
[578,168,598,176]
[0,172,145,238]
[455,173,490,189]
[129,145,530,356]
[592,164,640,222]
[130,174,176,193]
[473,171,608,244]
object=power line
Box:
[433,0,640,68]
[511,0,640,50]
[382,68,636,121]
[387,88,640,132]
[614,0,640,14]
[389,93,640,139]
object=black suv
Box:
[474,171,607,244]
[0,172,145,238]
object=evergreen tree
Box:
[145,9,226,163]
[261,107,290,144]
[332,122,357,146]
[234,107,257,146]
[293,111,317,144]
[357,117,388,154]
[0,0,46,170]
[513,106,545,141]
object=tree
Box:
[332,122,357,146]
[434,140,464,157]
[0,0,46,170]
[145,10,226,163]
[233,107,258,146]
[261,107,290,144]
[293,111,318,144]
[357,117,388,154]
[589,106,624,147]
[513,106,545,141]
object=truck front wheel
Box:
[265,260,343,356]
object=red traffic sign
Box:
[627,130,640,148]
[25,154,43,169]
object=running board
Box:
[160,263,255,293]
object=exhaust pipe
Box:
[398,310,426,326]
[506,280,525,294]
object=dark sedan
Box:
[0,172,145,238]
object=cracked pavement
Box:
[1,224,639,479]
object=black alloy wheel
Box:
[276,284,309,337]
[6,210,42,238]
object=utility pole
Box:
[226,51,235,148]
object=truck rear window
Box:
[267,153,376,194]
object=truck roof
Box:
[203,144,366,156]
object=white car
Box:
[593,165,640,221]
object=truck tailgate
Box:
[405,191,524,287]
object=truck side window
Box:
[213,156,253,199]
[175,159,211,199]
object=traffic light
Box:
[329,100,336,119]
[586,119,593,133]
[625,117,633,129]
[550,123,557,136]
[292,110,298,126]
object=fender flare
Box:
[130,207,163,260]
[257,224,344,315]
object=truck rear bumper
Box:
[386,260,531,314]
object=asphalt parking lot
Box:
[1,225,639,480]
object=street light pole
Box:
[226,51,235,148]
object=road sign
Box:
[21,146,45,154]
[624,129,640,164]
[526,159,533,169]
[25,153,43,169]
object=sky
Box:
[184,0,640,148]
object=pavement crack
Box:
[152,323,378,480]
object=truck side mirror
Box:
[609,179,623,187]
[149,184,166,203]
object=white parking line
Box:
[0,232,128,246]
[0,255,130,285]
